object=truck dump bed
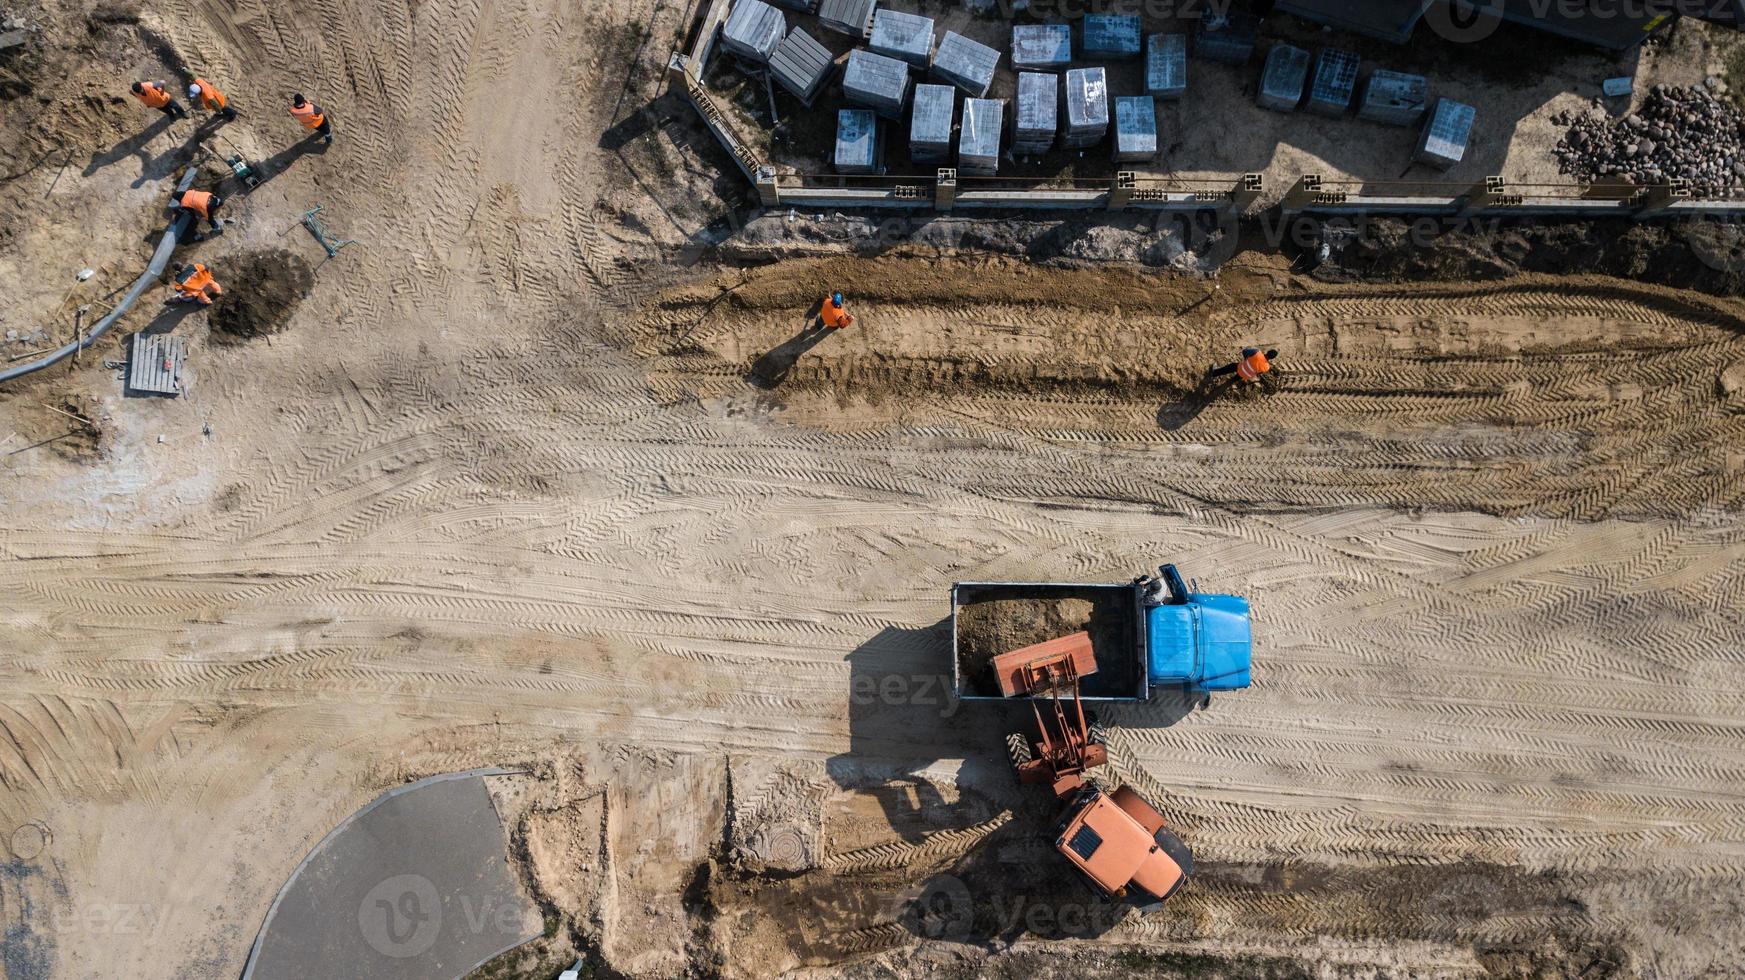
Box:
[951,582,1145,700]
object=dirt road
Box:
[3,0,1745,977]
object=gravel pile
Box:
[1553,83,1745,197]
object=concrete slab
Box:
[240,770,540,980]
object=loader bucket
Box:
[991,631,1098,697]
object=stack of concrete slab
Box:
[1358,69,1428,126]
[959,97,1003,175]
[1145,33,1187,99]
[770,28,834,105]
[1082,14,1140,60]
[932,31,999,97]
[1416,97,1475,170]
[835,108,881,172]
[843,48,910,118]
[818,0,876,37]
[1257,43,1309,111]
[1063,67,1109,148]
[1012,24,1072,72]
[1306,48,1360,116]
[1013,72,1057,155]
[721,0,786,63]
[911,83,955,160]
[1194,11,1257,64]
[1113,96,1157,162]
[766,0,815,12]
[869,10,933,67]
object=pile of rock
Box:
[1553,83,1745,197]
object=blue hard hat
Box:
[832,292,844,307]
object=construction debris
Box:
[1554,83,1745,194]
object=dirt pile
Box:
[210,250,313,341]
[955,587,1135,698]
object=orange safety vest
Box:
[289,101,325,129]
[191,78,226,111]
[822,298,852,328]
[1235,349,1271,382]
[176,264,215,293]
[134,81,171,108]
[178,189,213,219]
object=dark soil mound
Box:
[210,249,314,340]
[954,585,1136,698]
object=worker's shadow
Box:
[746,307,835,389]
[825,620,1016,845]
[83,114,177,177]
[243,138,326,193]
[1156,372,1237,431]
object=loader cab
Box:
[1050,786,1191,905]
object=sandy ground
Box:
[3,1,1745,979]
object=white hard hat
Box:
[188,83,200,97]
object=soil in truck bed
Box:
[955,586,1138,698]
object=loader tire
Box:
[1006,732,1032,772]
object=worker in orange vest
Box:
[1210,348,1277,383]
[171,187,225,236]
[820,292,854,329]
[168,263,223,306]
[130,80,187,119]
[187,78,236,121]
[288,93,332,145]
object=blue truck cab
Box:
[1143,565,1253,693]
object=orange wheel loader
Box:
[994,631,1194,910]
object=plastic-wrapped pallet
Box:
[1145,33,1186,99]
[770,28,834,105]
[1194,10,1257,64]
[1416,98,1475,170]
[1013,72,1057,155]
[1358,69,1428,126]
[1082,14,1140,60]
[1012,24,1071,72]
[818,0,876,38]
[1063,67,1109,148]
[835,109,881,173]
[720,0,785,64]
[1257,44,1309,112]
[1305,48,1359,116]
[869,10,934,67]
[1113,96,1157,162]
[958,97,1003,176]
[931,31,999,97]
[911,83,956,160]
[843,48,911,118]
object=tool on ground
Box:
[203,136,261,190]
[301,204,355,258]
[998,630,1194,911]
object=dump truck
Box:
[951,564,1253,702]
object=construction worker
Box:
[187,77,236,121]
[130,80,187,119]
[820,292,854,329]
[168,262,223,306]
[1210,348,1278,383]
[289,93,332,145]
[171,187,225,236]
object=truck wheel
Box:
[1006,732,1032,771]
[1088,721,1109,746]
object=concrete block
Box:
[835,108,882,173]
[1194,10,1257,64]
[932,31,999,97]
[911,83,955,160]
[1257,43,1309,112]
[1416,97,1475,170]
[1358,69,1428,126]
[818,0,876,37]
[770,28,834,105]
[1146,33,1186,99]
[843,48,911,118]
[1082,14,1141,59]
[1113,95,1157,162]
[869,9,935,67]
[1012,24,1072,71]
[1014,72,1057,154]
[959,97,1003,175]
[1306,48,1359,116]
[1063,66,1109,147]
[721,0,785,64]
